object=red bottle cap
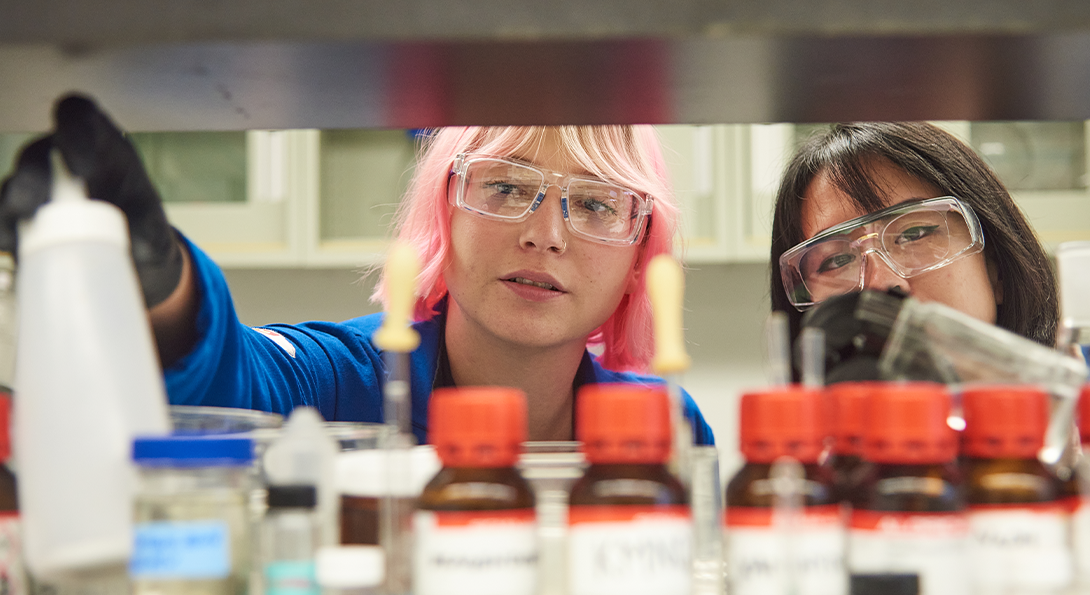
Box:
[962,385,1048,459]
[1080,384,1090,445]
[827,382,878,457]
[739,386,825,464]
[428,386,527,468]
[863,382,956,464]
[577,384,672,464]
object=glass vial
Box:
[961,385,1072,593]
[567,384,691,595]
[413,387,536,595]
[848,382,966,595]
[263,485,320,595]
[724,385,845,595]
[130,435,254,595]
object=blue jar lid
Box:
[132,434,255,467]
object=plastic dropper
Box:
[371,241,421,595]
[374,241,421,443]
[646,254,693,483]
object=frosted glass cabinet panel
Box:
[313,129,418,265]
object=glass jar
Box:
[129,435,254,595]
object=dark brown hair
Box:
[769,122,1057,346]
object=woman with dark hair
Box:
[770,121,1057,346]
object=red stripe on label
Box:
[968,500,1072,515]
[1060,495,1084,514]
[724,505,842,528]
[568,505,690,525]
[432,508,535,527]
[850,509,968,535]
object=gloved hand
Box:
[0,93,184,308]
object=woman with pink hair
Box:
[1,95,713,444]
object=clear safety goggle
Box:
[448,153,654,246]
[779,196,985,310]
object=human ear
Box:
[625,251,643,294]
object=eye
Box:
[816,252,856,274]
[895,224,940,245]
[575,197,618,217]
[484,180,522,196]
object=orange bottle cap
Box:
[428,386,527,468]
[827,382,880,457]
[739,385,825,464]
[863,382,956,464]
[577,384,671,464]
[962,385,1048,459]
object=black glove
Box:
[0,93,184,308]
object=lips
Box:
[502,271,566,293]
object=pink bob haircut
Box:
[372,125,680,373]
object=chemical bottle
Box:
[261,408,338,546]
[263,485,320,595]
[0,395,24,595]
[724,385,845,595]
[337,446,440,546]
[961,385,1072,594]
[826,382,872,502]
[1070,383,1090,588]
[413,386,537,595]
[15,155,170,580]
[130,435,254,595]
[847,382,966,595]
[566,384,690,595]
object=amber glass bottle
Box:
[826,382,873,502]
[566,384,689,595]
[723,386,844,595]
[847,382,965,595]
[413,386,536,595]
[961,385,1072,593]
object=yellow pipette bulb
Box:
[373,241,421,353]
[647,254,691,375]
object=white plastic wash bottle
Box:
[13,154,170,580]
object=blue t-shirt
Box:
[164,237,715,446]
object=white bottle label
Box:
[0,513,25,595]
[567,505,691,595]
[1073,496,1090,586]
[968,502,1073,592]
[412,509,537,595]
[724,505,846,595]
[848,510,969,595]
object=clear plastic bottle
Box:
[413,387,537,595]
[263,485,320,595]
[129,435,254,595]
[15,158,170,580]
[566,384,691,595]
[847,382,966,595]
[961,385,1072,594]
[723,385,845,595]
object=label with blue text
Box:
[130,520,231,579]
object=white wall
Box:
[222,261,771,481]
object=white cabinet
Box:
[11,120,1083,269]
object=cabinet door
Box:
[306,129,419,267]
[138,130,309,267]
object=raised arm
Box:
[0,94,199,367]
